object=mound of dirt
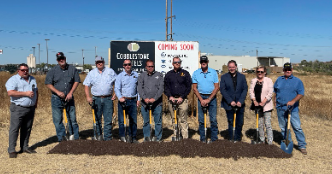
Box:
[48,139,291,159]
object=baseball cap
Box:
[95,56,104,62]
[56,52,66,60]
[200,56,208,62]
[283,62,292,70]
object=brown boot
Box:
[300,148,307,155]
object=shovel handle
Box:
[287,113,291,130]
[256,113,259,129]
[204,113,206,129]
[233,112,236,128]
[123,110,126,125]
[149,109,152,125]
[92,109,96,124]
[63,108,68,124]
[174,110,177,125]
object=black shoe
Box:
[132,139,139,144]
[9,152,17,158]
[24,148,37,154]
[143,137,151,142]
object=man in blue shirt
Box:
[192,56,219,143]
[274,62,307,155]
[45,52,81,142]
[83,56,117,141]
[6,63,38,158]
[114,59,140,143]
[220,60,248,142]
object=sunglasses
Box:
[256,71,264,74]
[123,63,131,66]
[200,60,207,64]
[96,61,104,64]
[19,69,29,72]
[57,58,65,61]
[173,61,181,64]
[283,68,292,72]
[147,66,154,68]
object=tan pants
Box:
[168,98,189,139]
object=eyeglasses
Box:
[96,61,104,64]
[173,61,181,64]
[57,58,65,61]
[256,71,264,74]
[123,63,131,66]
[19,69,29,72]
[200,60,208,64]
[147,66,154,68]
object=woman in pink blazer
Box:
[249,65,274,145]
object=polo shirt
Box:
[274,74,305,112]
[192,67,219,94]
[164,68,192,99]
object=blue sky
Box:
[0,0,331,64]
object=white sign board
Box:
[154,41,199,76]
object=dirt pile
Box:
[48,139,291,159]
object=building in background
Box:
[27,54,36,68]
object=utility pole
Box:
[45,39,50,66]
[256,49,259,66]
[95,46,97,57]
[165,0,176,41]
[37,43,40,65]
[82,49,84,71]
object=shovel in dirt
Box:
[201,104,209,143]
[231,106,239,143]
[171,100,181,141]
[251,106,262,144]
[280,106,294,154]
[144,104,153,142]
[120,102,131,143]
[89,100,103,141]
[62,99,74,141]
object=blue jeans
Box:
[141,105,162,140]
[51,94,79,141]
[118,99,137,139]
[226,107,244,141]
[93,96,113,141]
[277,108,307,149]
[198,96,218,141]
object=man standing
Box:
[192,56,219,143]
[6,63,38,158]
[274,63,307,155]
[220,60,248,142]
[164,57,192,139]
[83,56,117,141]
[45,52,80,142]
[138,60,164,142]
[114,59,140,143]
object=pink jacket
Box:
[249,77,274,112]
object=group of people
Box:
[5,52,307,158]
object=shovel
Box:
[201,104,208,143]
[89,100,103,141]
[144,104,153,142]
[171,100,181,141]
[120,102,131,143]
[281,106,294,154]
[62,99,74,141]
[231,106,239,143]
[251,106,262,144]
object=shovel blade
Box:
[96,135,103,141]
[281,140,293,154]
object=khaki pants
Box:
[168,98,189,139]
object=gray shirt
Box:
[45,64,81,95]
[138,71,164,107]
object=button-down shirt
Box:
[274,74,305,112]
[45,64,81,95]
[138,71,164,107]
[5,74,37,107]
[164,68,192,99]
[83,67,117,96]
[114,70,140,100]
[192,67,219,94]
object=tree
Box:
[83,64,93,71]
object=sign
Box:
[155,41,199,75]
[110,41,155,74]
[0,49,2,54]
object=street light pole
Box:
[95,46,97,57]
[45,39,50,66]
[37,43,40,65]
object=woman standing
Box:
[249,66,274,145]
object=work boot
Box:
[300,148,307,155]
[9,152,17,158]
[120,137,127,142]
[143,137,151,142]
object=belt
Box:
[124,97,136,100]
[200,94,211,96]
[93,95,112,98]
[15,104,34,108]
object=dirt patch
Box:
[48,139,291,160]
